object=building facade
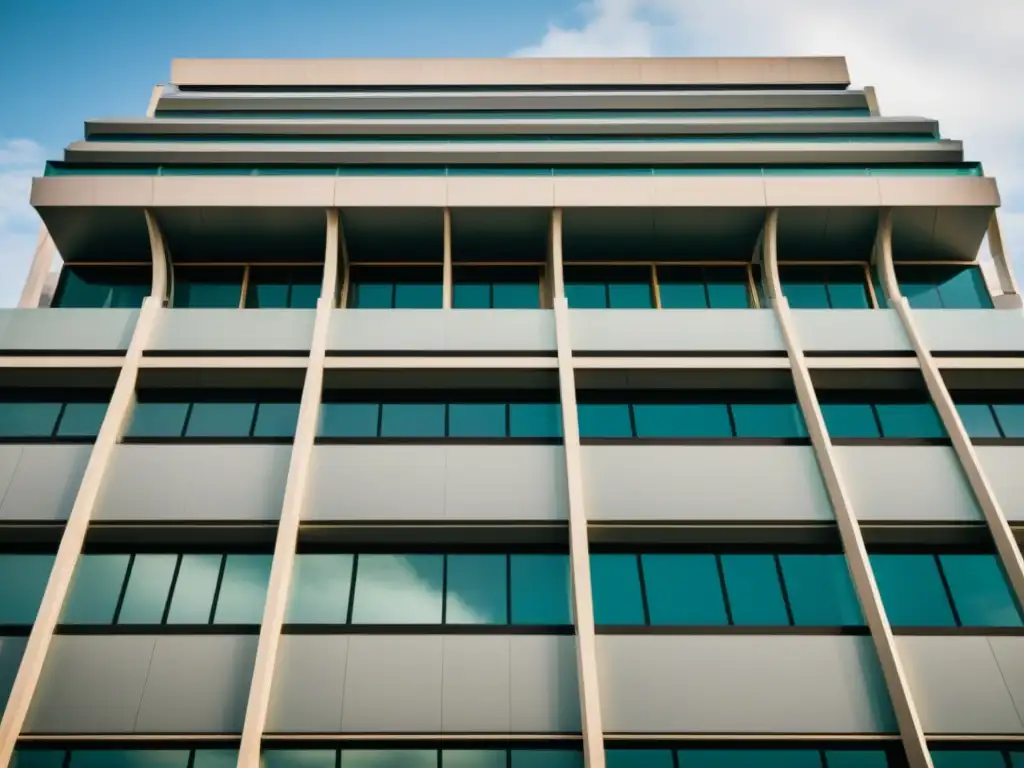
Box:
[1,56,1023,768]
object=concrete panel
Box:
[510,635,581,733]
[341,635,444,732]
[32,177,156,207]
[135,635,258,733]
[897,636,1024,734]
[597,635,895,733]
[915,309,1024,354]
[442,635,511,733]
[569,310,785,354]
[25,635,156,734]
[447,177,555,207]
[267,635,348,733]
[878,177,1000,207]
[836,446,980,522]
[765,178,881,207]
[0,308,137,352]
[329,310,445,352]
[445,445,568,521]
[977,446,1024,522]
[793,309,912,353]
[306,445,446,521]
[442,310,556,352]
[650,176,766,207]
[0,447,22,514]
[582,445,833,522]
[990,637,1024,728]
[335,177,447,207]
[150,309,315,353]
[0,445,92,521]
[153,177,335,207]
[554,178,656,208]
[96,444,291,521]
[0,637,26,711]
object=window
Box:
[931,749,1024,768]
[246,266,322,308]
[657,265,753,309]
[607,746,896,767]
[897,265,993,309]
[13,749,238,768]
[51,265,151,309]
[60,553,272,627]
[590,552,863,628]
[172,265,322,309]
[0,391,110,440]
[780,265,874,309]
[955,400,1024,439]
[453,266,542,309]
[348,265,443,309]
[820,398,946,440]
[577,396,806,440]
[565,266,653,309]
[285,552,571,627]
[173,266,244,308]
[126,391,301,439]
[871,553,1022,628]
[318,395,562,440]
[261,748,583,768]
[0,554,54,625]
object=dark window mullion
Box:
[715,554,735,625]
[375,402,384,438]
[993,404,1008,439]
[51,402,69,438]
[627,404,638,438]
[180,402,196,437]
[725,403,739,438]
[505,554,513,624]
[489,282,496,309]
[111,553,136,625]
[335,746,342,768]
[390,282,398,309]
[62,750,72,768]
[604,282,612,309]
[636,554,652,626]
[186,749,196,768]
[160,554,184,624]
[869,404,886,438]
[670,748,681,768]
[444,403,450,438]
[505,403,511,438]
[346,554,360,624]
[441,555,449,624]
[701,268,712,309]
[934,554,964,627]
[208,554,229,625]
[816,748,827,768]
[247,401,261,438]
[773,554,796,626]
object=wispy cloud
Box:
[517,0,1024,272]
[0,137,47,307]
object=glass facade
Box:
[0,391,111,440]
[896,265,993,309]
[820,398,946,439]
[127,391,301,439]
[577,398,806,439]
[780,265,874,309]
[52,265,151,308]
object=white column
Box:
[236,209,339,768]
[442,207,453,309]
[986,211,1023,308]
[146,85,164,118]
[763,209,933,768]
[875,208,1024,610]
[551,208,605,768]
[17,226,56,308]
[0,210,169,767]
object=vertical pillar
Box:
[442,207,453,309]
[0,210,169,767]
[17,226,56,308]
[864,86,881,117]
[551,208,605,768]
[236,209,340,768]
[763,209,933,768]
[875,209,1024,610]
[146,85,164,118]
[986,211,1023,308]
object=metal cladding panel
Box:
[150,309,315,353]
[267,636,348,733]
[914,309,1024,354]
[510,635,581,733]
[569,310,785,354]
[0,445,92,521]
[0,637,27,712]
[792,309,912,353]
[0,308,137,352]
[976,446,1024,521]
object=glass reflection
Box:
[62,554,130,624]
[940,554,1023,627]
[351,554,444,623]
[118,554,177,624]
[11,751,64,768]
[0,402,61,438]
[721,555,789,625]
[605,750,673,768]
[680,749,821,767]
[288,554,354,623]
[442,750,506,768]
[510,554,571,625]
[214,554,272,624]
[930,752,1005,768]
[446,554,507,624]
[262,750,335,768]
[343,749,437,768]
[68,750,191,768]
[642,554,727,625]
[591,554,645,625]
[780,555,864,626]
[165,554,222,624]
[192,751,240,768]
[824,751,892,768]
[0,554,54,624]
[870,554,955,627]
[510,750,584,768]
[55,402,108,438]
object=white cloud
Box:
[517,0,1024,273]
[0,137,47,307]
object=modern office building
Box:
[1,55,1023,768]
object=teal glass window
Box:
[994,404,1024,437]
[609,282,654,308]
[939,554,1022,627]
[493,282,541,309]
[821,404,881,438]
[128,395,299,439]
[191,752,239,768]
[453,266,541,309]
[875,402,945,438]
[897,265,993,309]
[565,266,652,309]
[510,554,571,624]
[442,750,507,768]
[52,265,151,308]
[351,554,444,623]
[287,554,353,623]
[780,555,864,626]
[870,554,956,626]
[658,266,752,309]
[0,402,61,438]
[0,554,54,624]
[706,282,751,309]
[126,402,190,438]
[931,752,1006,768]
[214,554,272,624]
[578,404,633,438]
[351,283,394,308]
[591,554,645,624]
[172,266,245,308]
[565,282,608,308]
[396,282,443,308]
[246,266,322,308]
[319,402,380,437]
[68,750,191,768]
[605,750,674,768]
[680,749,822,767]
[658,280,706,308]
[0,393,110,440]
[780,265,872,309]
[117,554,177,624]
[449,403,506,437]
[165,554,222,624]
[445,554,507,624]
[62,554,130,624]
[642,554,728,625]
[262,750,336,768]
[380,403,446,437]
[343,750,436,768]
[731,403,807,438]
[956,404,1002,438]
[721,554,789,625]
[821,400,946,440]
[510,403,562,438]
[55,402,108,438]
[253,402,300,438]
[633,404,731,438]
[11,751,66,768]
[453,283,491,308]
[348,266,444,309]
[185,401,256,437]
[824,752,891,768]
[510,750,583,768]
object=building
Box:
[0,55,1023,768]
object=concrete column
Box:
[764,209,933,768]
[874,209,1024,611]
[986,211,1023,308]
[864,86,881,117]
[146,85,164,118]
[17,226,56,308]
[0,210,169,767]
[442,207,453,309]
[236,209,339,768]
[551,208,605,768]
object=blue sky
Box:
[1,0,1021,305]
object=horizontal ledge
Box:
[121,436,295,445]
[139,356,308,368]
[580,437,812,446]
[282,625,575,635]
[298,523,569,547]
[0,356,125,368]
[802,350,916,358]
[325,349,557,358]
[830,438,952,446]
[143,349,310,357]
[324,356,558,369]
[603,734,900,742]
[260,734,584,742]
[573,350,787,358]
[891,626,1024,635]
[571,357,792,369]
[595,626,869,635]
[313,437,563,445]
[55,624,261,635]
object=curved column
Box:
[236,209,340,768]
[763,209,933,768]
[0,209,169,767]
[875,209,1024,608]
[17,226,56,308]
[551,208,605,768]
[986,211,1023,308]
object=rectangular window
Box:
[871,553,1022,628]
[606,747,897,768]
[896,265,993,309]
[453,266,542,309]
[260,749,583,768]
[52,265,151,309]
[955,400,1024,440]
[780,265,873,309]
[172,266,245,308]
[657,266,752,309]
[0,391,111,441]
[245,266,322,308]
[61,552,271,628]
[285,552,571,627]
[820,397,946,441]
[348,265,443,309]
[565,266,653,309]
[126,391,301,440]
[0,554,55,625]
[14,750,238,768]
[594,551,864,628]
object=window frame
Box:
[895,262,994,310]
[953,394,1024,444]
[778,262,880,309]
[818,392,948,444]
[564,262,760,310]
[451,263,546,309]
[170,263,324,309]
[124,390,302,442]
[51,262,153,309]
[346,263,444,309]
[0,389,112,442]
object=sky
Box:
[1,0,1022,306]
